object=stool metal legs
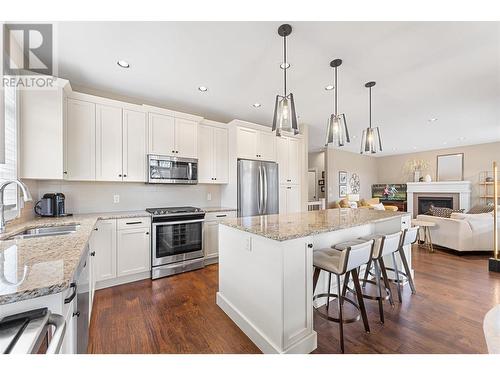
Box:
[373,261,385,324]
[399,246,416,294]
[313,267,370,353]
[336,274,344,353]
[379,259,395,307]
[391,252,402,302]
[383,246,417,296]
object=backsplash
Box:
[35,180,222,214]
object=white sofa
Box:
[416,212,498,252]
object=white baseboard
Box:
[96,271,150,291]
[216,292,317,354]
[204,255,219,266]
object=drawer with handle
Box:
[204,211,237,222]
[117,217,151,230]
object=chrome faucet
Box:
[0,179,32,234]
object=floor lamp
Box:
[489,161,499,272]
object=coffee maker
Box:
[34,193,71,217]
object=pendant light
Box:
[272,24,298,136]
[325,59,350,146]
[360,81,383,154]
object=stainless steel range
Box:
[147,206,205,279]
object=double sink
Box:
[5,224,80,240]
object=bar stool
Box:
[354,231,402,324]
[312,239,374,353]
[382,226,419,302]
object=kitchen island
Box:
[216,208,411,354]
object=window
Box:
[0,85,19,220]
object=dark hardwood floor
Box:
[88,245,500,354]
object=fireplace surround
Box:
[407,181,471,217]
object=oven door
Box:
[152,219,204,266]
[148,155,198,184]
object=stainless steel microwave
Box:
[147,154,198,184]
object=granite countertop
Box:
[0,210,150,305]
[221,208,410,242]
[202,207,237,213]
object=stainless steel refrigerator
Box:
[237,159,279,217]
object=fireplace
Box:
[417,196,453,215]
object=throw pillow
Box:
[349,201,358,209]
[330,201,340,209]
[370,203,385,211]
[339,199,350,208]
[359,198,367,207]
[429,206,465,218]
[467,204,494,214]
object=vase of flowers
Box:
[404,159,430,182]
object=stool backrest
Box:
[402,226,419,247]
[344,240,374,272]
[379,231,402,257]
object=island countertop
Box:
[0,210,151,305]
[221,208,410,242]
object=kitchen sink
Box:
[6,224,80,240]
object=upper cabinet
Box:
[198,122,229,184]
[96,104,123,182]
[19,80,70,180]
[148,112,198,159]
[66,98,96,181]
[236,127,276,162]
[277,136,301,185]
[123,110,147,182]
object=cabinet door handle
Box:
[118,174,122,177]
[64,282,77,304]
[172,150,175,153]
[307,243,313,248]
[123,174,127,178]
[216,214,227,218]
[126,221,142,225]
[90,251,96,257]
[72,311,80,318]
[63,171,68,175]
[145,232,150,235]
[94,227,98,231]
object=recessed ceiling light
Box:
[198,86,208,92]
[325,85,334,91]
[117,60,130,68]
[413,146,417,150]
[443,141,448,145]
[458,136,466,141]
[253,103,261,108]
[352,135,357,139]
[280,62,290,69]
[428,118,438,122]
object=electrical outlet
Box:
[207,192,212,201]
[113,195,120,204]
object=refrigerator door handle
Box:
[263,165,268,214]
[257,164,263,215]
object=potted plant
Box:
[404,159,430,182]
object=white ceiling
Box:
[56,21,500,155]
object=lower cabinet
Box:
[117,227,151,277]
[203,211,237,264]
[89,217,151,290]
[279,184,301,214]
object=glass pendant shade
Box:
[273,93,298,136]
[325,113,350,146]
[325,59,350,147]
[360,81,383,154]
[360,126,382,154]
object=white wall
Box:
[36,181,222,214]
[308,151,325,199]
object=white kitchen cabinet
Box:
[148,112,175,155]
[90,219,117,282]
[236,126,276,161]
[96,104,123,181]
[279,184,301,214]
[236,127,258,160]
[117,227,151,277]
[198,123,228,184]
[148,113,198,158]
[19,82,68,180]
[175,118,198,158]
[258,131,277,161]
[66,99,96,180]
[204,211,237,264]
[277,136,300,185]
[123,110,147,182]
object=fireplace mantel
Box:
[406,181,472,217]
